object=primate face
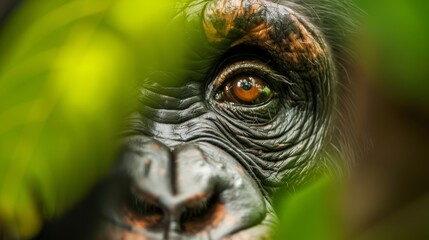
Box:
[92,0,337,239]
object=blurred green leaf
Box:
[276,177,345,240]
[0,0,142,237]
[355,0,429,105]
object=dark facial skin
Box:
[36,0,351,239]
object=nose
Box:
[100,136,266,239]
[127,141,224,233]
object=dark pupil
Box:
[239,79,253,91]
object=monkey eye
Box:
[215,74,273,105]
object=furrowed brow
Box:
[202,0,327,67]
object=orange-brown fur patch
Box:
[203,0,263,42]
[232,21,272,46]
[203,1,325,64]
[280,15,324,63]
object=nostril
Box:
[180,193,225,233]
[122,191,164,229]
[131,197,163,220]
[181,196,214,223]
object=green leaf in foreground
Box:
[276,177,345,240]
[355,0,429,105]
[0,0,141,237]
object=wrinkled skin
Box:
[37,0,353,239]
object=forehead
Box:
[133,0,326,85]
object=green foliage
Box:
[355,0,429,105]
[275,177,345,240]
[0,0,207,237]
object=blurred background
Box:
[341,0,429,239]
[1,0,429,239]
[278,1,429,239]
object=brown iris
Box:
[218,75,272,105]
[232,76,261,102]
